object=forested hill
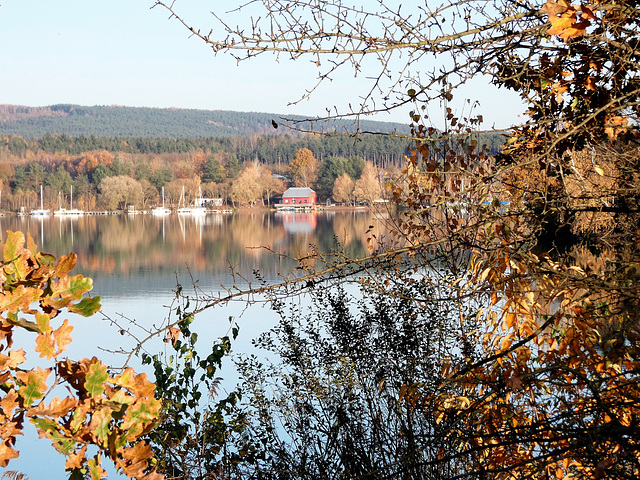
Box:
[0,104,411,138]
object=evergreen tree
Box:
[202,156,225,183]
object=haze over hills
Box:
[0,104,411,138]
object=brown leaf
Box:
[0,441,20,467]
[604,115,628,140]
[164,327,180,346]
[541,0,571,17]
[28,396,77,417]
[52,319,73,354]
[65,445,87,470]
[118,442,155,479]
[0,349,26,370]
[506,375,524,391]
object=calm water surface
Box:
[3,210,388,479]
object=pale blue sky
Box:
[0,1,524,129]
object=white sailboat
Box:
[191,187,207,215]
[53,185,84,216]
[177,186,207,215]
[152,186,171,215]
[30,185,50,216]
[177,186,190,214]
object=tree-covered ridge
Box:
[0,104,412,138]
[0,129,505,212]
[4,131,429,164]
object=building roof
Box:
[283,187,315,198]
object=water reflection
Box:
[1,210,389,294]
[0,209,392,479]
[278,211,320,234]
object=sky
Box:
[0,1,525,129]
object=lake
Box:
[1,209,387,479]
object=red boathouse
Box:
[282,187,317,206]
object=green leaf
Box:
[36,311,51,333]
[88,455,106,480]
[92,409,111,444]
[32,418,77,455]
[85,362,108,398]
[3,231,25,267]
[68,296,102,317]
[67,275,94,300]
[17,368,50,405]
[35,251,56,267]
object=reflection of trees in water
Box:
[1,211,384,277]
[96,216,151,252]
[230,213,284,258]
[332,210,390,253]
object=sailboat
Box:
[152,186,171,215]
[191,187,207,215]
[30,185,50,216]
[177,186,207,215]
[53,185,84,216]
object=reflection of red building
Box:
[281,212,318,234]
[282,187,317,206]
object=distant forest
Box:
[0,104,413,138]
[0,104,506,165]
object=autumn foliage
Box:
[0,231,162,479]
[386,1,640,475]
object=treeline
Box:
[0,131,505,212]
[4,131,505,165]
[0,104,413,138]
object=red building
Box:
[282,187,317,206]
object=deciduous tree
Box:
[259,171,286,206]
[331,173,355,205]
[98,175,144,210]
[352,162,382,205]
[289,148,318,187]
[230,163,264,206]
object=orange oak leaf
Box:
[0,349,26,370]
[28,396,77,417]
[552,81,569,101]
[113,368,157,399]
[0,389,20,420]
[0,441,20,467]
[585,76,597,91]
[545,2,591,41]
[35,332,56,360]
[87,454,107,480]
[65,445,88,470]
[580,4,597,20]
[540,0,571,17]
[164,327,180,346]
[52,319,73,354]
[118,441,157,479]
[53,253,77,276]
[556,19,590,40]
